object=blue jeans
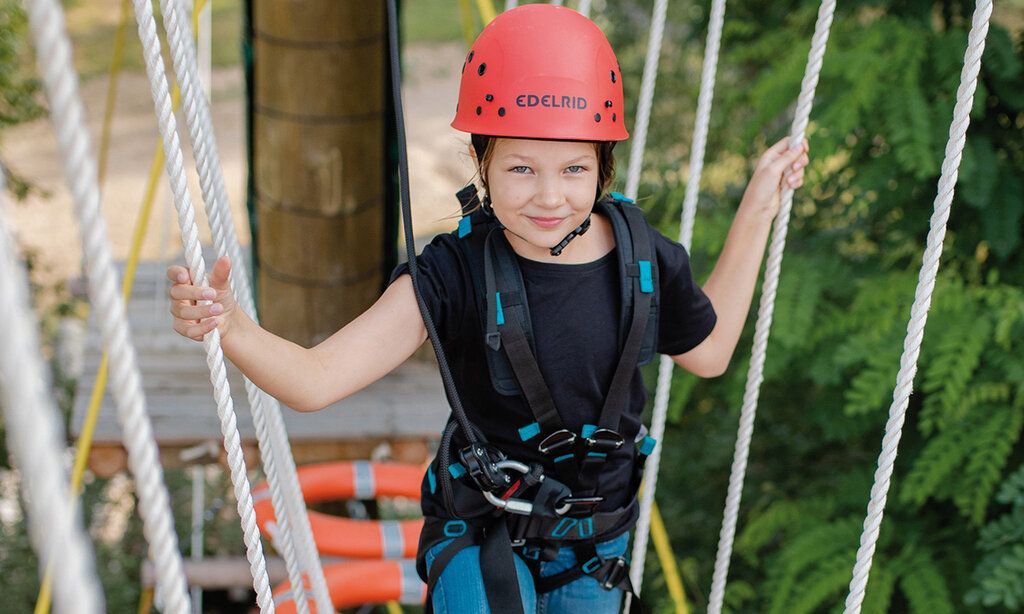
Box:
[424,532,629,614]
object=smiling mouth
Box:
[527,216,565,229]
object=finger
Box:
[166,265,191,284]
[185,318,218,340]
[210,256,232,293]
[173,302,224,321]
[169,284,217,302]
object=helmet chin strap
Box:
[549,215,592,256]
[482,191,593,257]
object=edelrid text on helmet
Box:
[452,5,629,142]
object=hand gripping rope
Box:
[842,2,992,611]
[22,0,194,611]
[630,0,727,598]
[156,0,331,610]
[129,0,274,608]
[0,184,104,614]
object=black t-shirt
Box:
[391,212,717,524]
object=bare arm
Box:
[672,137,809,377]
[169,258,426,412]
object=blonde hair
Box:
[470,134,617,203]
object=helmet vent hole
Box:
[498,107,506,117]
[594,113,601,122]
[468,50,475,62]
[486,94,494,102]
[476,106,483,115]
[612,113,617,122]
[610,70,616,83]
[605,100,613,108]
[478,63,487,76]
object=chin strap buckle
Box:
[549,215,592,256]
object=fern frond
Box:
[735,497,839,563]
[860,563,896,614]
[955,404,1024,524]
[766,517,861,613]
[978,507,1024,551]
[779,551,857,614]
[996,463,1024,507]
[919,318,990,435]
[899,552,955,614]
[966,544,1024,610]
[899,419,971,507]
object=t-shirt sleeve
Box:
[654,231,717,356]
[388,233,468,345]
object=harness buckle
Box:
[599,556,629,590]
[538,429,577,455]
[585,429,625,453]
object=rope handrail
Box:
[0,185,104,614]
[706,2,837,611]
[23,0,194,610]
[842,1,992,611]
[630,0,727,599]
[128,0,273,607]
[157,0,331,608]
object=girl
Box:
[168,5,808,613]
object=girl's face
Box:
[485,138,599,261]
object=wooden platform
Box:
[70,259,449,476]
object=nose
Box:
[535,175,565,210]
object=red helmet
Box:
[451,5,628,142]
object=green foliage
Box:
[967,464,1024,610]
[0,0,44,197]
[605,1,1024,612]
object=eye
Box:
[566,165,586,174]
[510,165,531,174]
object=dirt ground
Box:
[3,41,474,289]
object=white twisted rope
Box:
[623,0,668,201]
[0,188,103,614]
[158,0,330,610]
[505,0,517,11]
[706,2,836,612]
[577,0,592,18]
[843,2,991,611]
[129,0,273,608]
[630,0,727,594]
[23,0,193,610]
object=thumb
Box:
[210,255,232,294]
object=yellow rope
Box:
[34,2,208,611]
[136,587,154,614]
[386,601,404,614]
[96,0,131,187]
[651,502,689,614]
[457,0,476,47]
[474,0,497,25]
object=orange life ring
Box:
[272,559,425,612]
[254,461,424,559]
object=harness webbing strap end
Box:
[448,463,467,479]
[495,292,506,325]
[518,422,541,441]
[639,436,657,456]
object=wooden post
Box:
[251,2,388,346]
